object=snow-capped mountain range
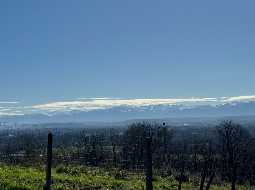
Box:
[1,95,255,123]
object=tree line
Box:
[0,121,254,189]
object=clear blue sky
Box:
[1,0,255,104]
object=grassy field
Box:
[0,163,251,190]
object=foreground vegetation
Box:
[0,120,255,189]
[0,164,251,190]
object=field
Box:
[0,163,251,190]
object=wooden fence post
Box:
[112,143,117,167]
[145,137,153,190]
[44,133,53,190]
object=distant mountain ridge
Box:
[1,100,255,124]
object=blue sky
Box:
[1,1,255,105]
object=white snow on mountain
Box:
[1,95,255,117]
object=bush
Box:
[55,164,67,174]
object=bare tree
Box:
[199,141,216,190]
[217,121,250,190]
